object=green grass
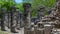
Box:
[0,29,11,34]
[0,30,8,34]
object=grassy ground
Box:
[0,30,8,34]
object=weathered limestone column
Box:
[37,6,45,21]
[8,10,11,28]
[16,9,23,29]
[23,3,31,34]
[44,24,52,34]
[34,24,38,34]
[0,8,6,31]
[36,22,44,34]
[28,23,38,34]
[16,9,21,30]
[26,23,35,34]
[19,13,24,28]
[10,6,18,33]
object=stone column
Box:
[16,9,23,30]
[16,9,20,30]
[10,6,18,33]
[0,8,6,31]
[30,23,35,34]
[44,24,52,34]
[8,11,11,28]
[37,6,45,21]
[34,25,38,34]
[19,13,24,28]
[36,22,44,34]
[23,3,31,34]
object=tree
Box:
[0,0,16,12]
[31,0,56,16]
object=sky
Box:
[15,0,23,3]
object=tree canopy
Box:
[0,0,56,16]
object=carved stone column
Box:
[10,6,18,33]
[44,24,52,34]
[0,8,6,31]
[37,6,45,21]
[23,3,31,34]
[36,22,44,34]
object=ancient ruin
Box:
[0,0,60,34]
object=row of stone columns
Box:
[23,0,60,34]
[0,2,59,34]
[0,3,46,33]
[0,6,24,33]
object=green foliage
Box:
[16,3,24,12]
[0,0,56,16]
[0,0,16,11]
[32,0,56,8]
[31,0,56,16]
